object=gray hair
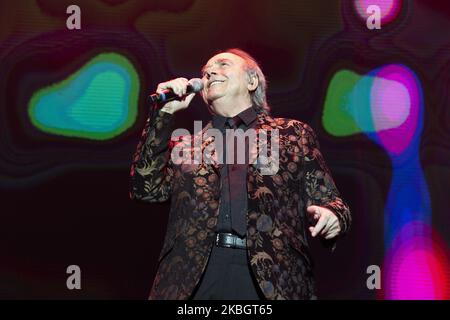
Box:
[206,48,271,114]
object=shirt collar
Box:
[212,105,258,129]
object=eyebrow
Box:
[201,58,233,73]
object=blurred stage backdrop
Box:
[0,0,449,299]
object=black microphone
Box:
[148,78,204,104]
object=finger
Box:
[176,84,184,97]
[156,82,171,94]
[173,80,185,96]
[320,218,333,235]
[172,78,187,96]
[328,221,341,233]
[182,93,195,104]
[324,224,341,238]
[158,80,183,96]
[307,205,321,220]
[166,81,179,96]
[321,214,339,235]
[306,205,318,215]
[311,216,327,237]
[178,78,189,95]
[325,232,338,240]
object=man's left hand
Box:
[306,205,341,239]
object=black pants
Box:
[190,245,265,300]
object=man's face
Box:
[201,52,251,105]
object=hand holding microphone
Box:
[149,77,203,114]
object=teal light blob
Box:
[29,53,140,140]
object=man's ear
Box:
[247,76,258,92]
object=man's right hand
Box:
[156,77,196,114]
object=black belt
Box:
[215,232,247,249]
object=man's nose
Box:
[205,70,218,79]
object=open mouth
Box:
[208,80,225,88]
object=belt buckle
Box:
[216,232,234,248]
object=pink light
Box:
[372,65,420,156]
[371,77,410,131]
[389,248,438,299]
[384,222,450,300]
[354,0,402,25]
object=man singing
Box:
[130,48,351,300]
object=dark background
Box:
[0,0,449,299]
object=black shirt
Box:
[211,106,258,237]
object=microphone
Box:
[148,78,204,104]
